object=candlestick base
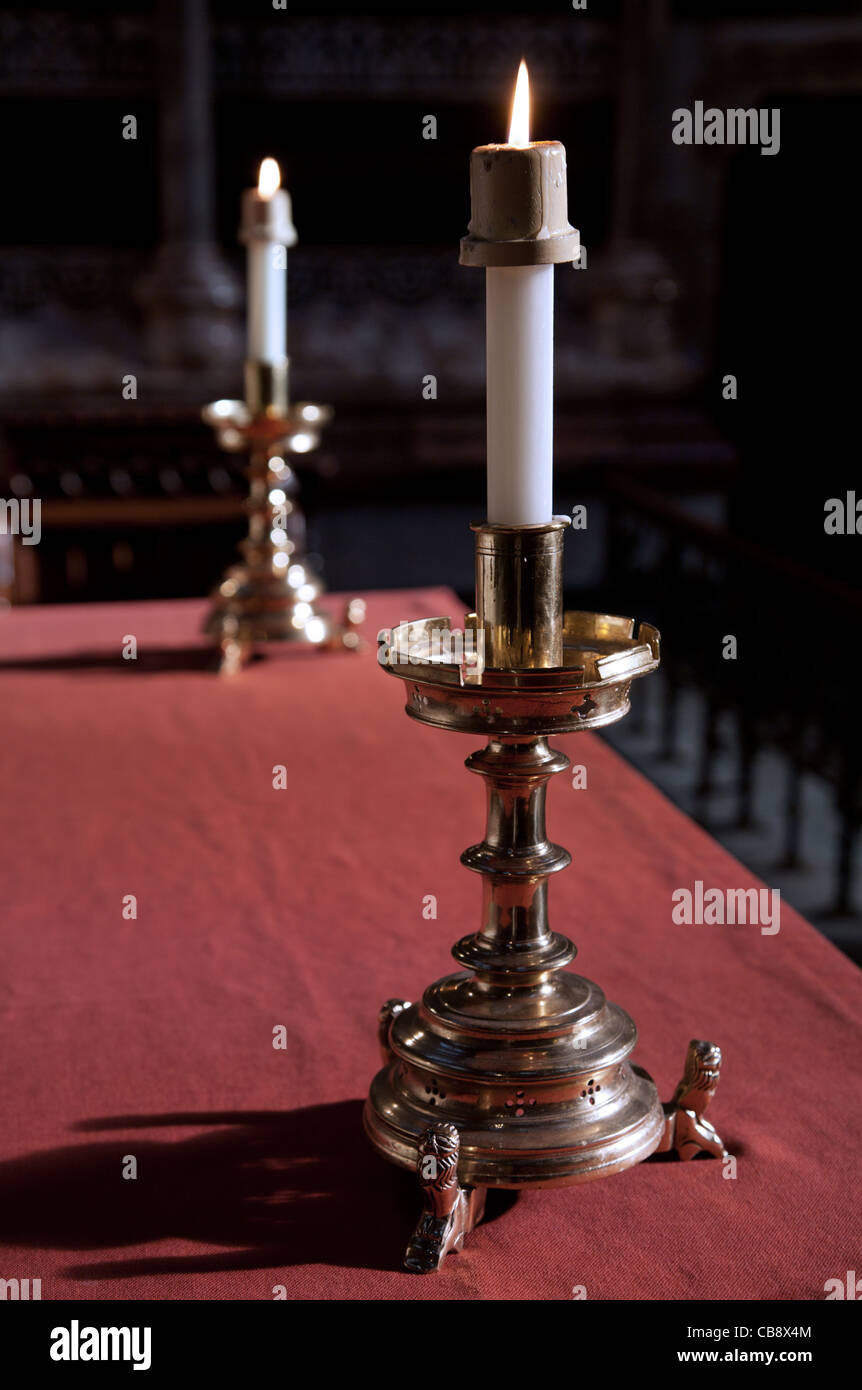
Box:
[366,607,728,1271]
[202,397,364,672]
[205,569,366,673]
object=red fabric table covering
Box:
[0,589,859,1301]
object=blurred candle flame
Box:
[258,157,281,198]
[507,60,530,146]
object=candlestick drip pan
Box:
[379,611,659,736]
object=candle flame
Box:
[507,60,530,146]
[258,157,281,198]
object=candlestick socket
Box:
[245,358,289,417]
[460,142,579,268]
[239,188,298,247]
[472,517,570,669]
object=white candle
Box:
[247,243,284,361]
[486,264,554,525]
[460,62,579,527]
[487,63,551,525]
[241,157,296,364]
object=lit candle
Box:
[461,63,579,526]
[240,158,297,365]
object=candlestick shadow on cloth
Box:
[202,361,364,674]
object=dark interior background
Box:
[1,0,859,952]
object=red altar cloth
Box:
[0,591,859,1301]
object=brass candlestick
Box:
[202,360,364,673]
[365,519,728,1272]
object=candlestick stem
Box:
[244,357,289,418]
[455,734,574,971]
